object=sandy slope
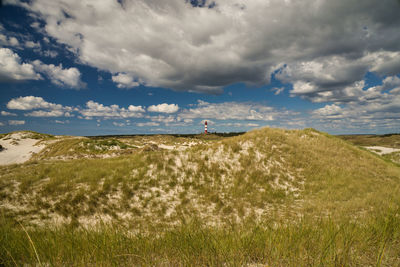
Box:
[365,146,400,155]
[0,132,46,165]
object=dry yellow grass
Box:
[1,127,400,266]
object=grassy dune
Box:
[339,133,400,148]
[339,133,400,165]
[1,127,400,266]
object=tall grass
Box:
[1,204,400,266]
[2,127,400,265]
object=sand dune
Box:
[0,132,46,165]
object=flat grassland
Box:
[1,128,400,266]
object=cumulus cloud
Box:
[55,120,69,124]
[382,75,400,90]
[220,122,260,128]
[9,120,25,125]
[5,96,151,120]
[272,87,284,95]
[25,110,65,117]
[112,73,140,89]
[149,115,177,125]
[311,77,400,131]
[0,48,83,87]
[148,103,179,113]
[42,50,58,58]
[0,48,41,81]
[25,41,41,49]
[32,60,85,88]
[1,111,17,116]
[6,95,74,118]
[179,100,276,121]
[0,34,20,47]
[136,122,160,127]
[276,52,400,102]
[8,0,400,94]
[128,105,145,112]
[312,104,343,119]
[80,101,145,119]
[7,96,63,110]
[113,122,126,127]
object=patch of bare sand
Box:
[0,132,48,165]
[364,146,400,155]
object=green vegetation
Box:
[32,138,135,160]
[1,127,400,265]
[2,206,400,266]
[338,133,400,148]
[383,151,400,165]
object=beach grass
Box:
[1,127,400,265]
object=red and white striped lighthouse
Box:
[204,120,208,134]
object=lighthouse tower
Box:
[204,121,208,134]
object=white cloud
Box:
[180,100,276,121]
[128,105,145,112]
[382,75,400,90]
[313,104,343,118]
[310,80,400,132]
[42,50,58,58]
[0,48,83,87]
[112,73,140,89]
[136,122,160,127]
[25,41,41,49]
[25,110,65,117]
[220,122,260,128]
[80,101,145,119]
[0,48,41,81]
[6,96,75,118]
[32,60,85,88]
[0,34,20,47]
[6,96,150,120]
[272,87,284,95]
[8,37,19,46]
[113,122,126,127]
[148,103,179,113]
[7,96,63,110]
[55,120,69,124]
[366,51,400,77]
[149,115,177,125]
[9,120,25,125]
[0,34,6,44]
[10,0,400,94]
[1,111,17,116]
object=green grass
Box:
[0,130,55,140]
[383,151,400,165]
[1,205,400,266]
[338,133,400,148]
[1,127,400,265]
[31,138,135,160]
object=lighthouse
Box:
[204,120,208,134]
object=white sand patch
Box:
[365,146,400,155]
[158,144,175,150]
[0,132,47,165]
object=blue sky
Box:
[1,0,400,136]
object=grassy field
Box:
[338,133,400,165]
[338,133,400,148]
[1,128,400,266]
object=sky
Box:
[1,0,400,136]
